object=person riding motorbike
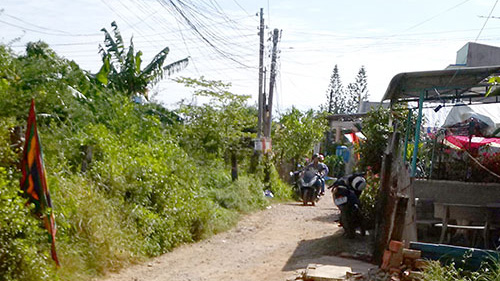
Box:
[305,153,329,196]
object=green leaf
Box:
[488,76,500,84]
[135,51,143,73]
[96,55,110,85]
[486,86,500,97]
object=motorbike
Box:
[330,173,367,238]
[290,166,322,206]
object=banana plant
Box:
[96,21,189,100]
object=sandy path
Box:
[100,190,374,281]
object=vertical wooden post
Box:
[391,196,409,241]
[373,130,400,264]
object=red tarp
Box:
[444,135,500,150]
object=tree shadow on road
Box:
[282,230,374,272]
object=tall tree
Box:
[96,21,189,100]
[326,65,346,114]
[345,82,359,114]
[347,66,369,113]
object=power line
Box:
[400,0,472,34]
[231,0,255,18]
[327,0,474,57]
[475,0,499,42]
[0,18,100,37]
[156,0,255,68]
[0,9,102,37]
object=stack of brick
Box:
[380,240,428,281]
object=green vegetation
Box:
[422,259,500,281]
[95,21,189,100]
[356,104,411,174]
[272,107,327,167]
[0,35,293,281]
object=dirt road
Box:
[100,190,374,281]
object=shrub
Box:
[324,154,345,177]
[421,258,500,281]
[0,167,57,281]
[359,168,380,230]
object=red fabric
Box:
[445,135,500,150]
[20,99,59,267]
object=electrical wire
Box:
[475,0,499,42]
[0,11,100,36]
[155,0,256,68]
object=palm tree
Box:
[95,21,189,100]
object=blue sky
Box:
[1,0,499,112]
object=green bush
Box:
[0,42,293,281]
[422,258,500,281]
[324,154,345,177]
[0,167,57,281]
[359,169,380,230]
[208,174,267,213]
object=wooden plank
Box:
[373,131,399,265]
[391,196,409,242]
[399,166,417,245]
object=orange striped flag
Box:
[20,99,59,267]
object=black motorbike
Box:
[331,173,366,238]
[290,167,322,206]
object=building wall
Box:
[456,42,500,67]
[414,179,500,205]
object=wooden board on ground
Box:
[304,264,352,281]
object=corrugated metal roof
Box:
[382,66,500,102]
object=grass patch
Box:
[421,257,500,281]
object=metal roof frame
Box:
[382,66,500,103]
[382,65,500,178]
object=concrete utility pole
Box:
[257,8,265,138]
[264,28,280,138]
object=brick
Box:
[389,250,404,268]
[402,249,421,260]
[381,250,392,270]
[389,240,404,253]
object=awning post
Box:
[403,108,413,162]
[411,91,425,177]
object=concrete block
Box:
[304,264,352,281]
